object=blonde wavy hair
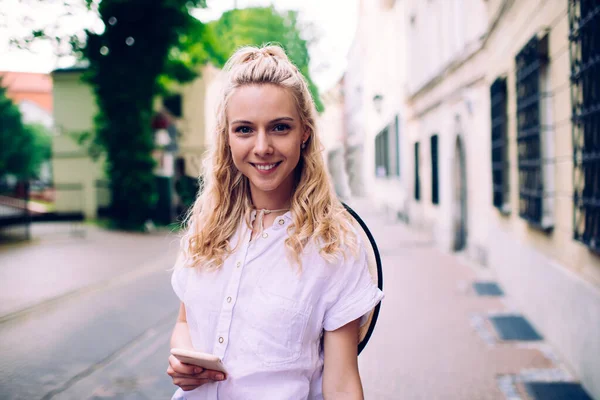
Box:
[181,44,357,269]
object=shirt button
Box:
[219,337,224,344]
[227,296,232,303]
[278,219,285,225]
[262,232,268,238]
[236,261,241,268]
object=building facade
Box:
[0,71,53,113]
[318,79,352,200]
[351,0,600,396]
[51,68,106,219]
[404,0,489,256]
[343,4,368,198]
[344,0,409,218]
[483,1,600,397]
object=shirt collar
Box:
[249,210,292,230]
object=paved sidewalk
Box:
[345,199,579,400]
[0,224,180,322]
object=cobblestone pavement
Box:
[346,198,587,400]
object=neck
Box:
[250,186,292,211]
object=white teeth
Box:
[256,163,277,171]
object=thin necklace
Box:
[252,208,289,239]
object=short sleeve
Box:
[323,240,384,332]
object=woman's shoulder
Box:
[307,222,365,266]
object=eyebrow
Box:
[230,117,295,125]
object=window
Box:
[515,34,551,229]
[395,115,401,177]
[374,116,401,178]
[414,142,421,201]
[430,134,439,204]
[375,128,389,177]
[490,77,510,212]
[163,94,182,117]
[569,0,600,252]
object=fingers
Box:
[167,355,226,391]
[168,355,197,376]
[173,377,212,389]
[196,369,226,381]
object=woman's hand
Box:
[168,303,225,390]
[167,354,226,392]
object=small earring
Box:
[301,141,306,150]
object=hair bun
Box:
[223,44,290,71]
[260,46,287,59]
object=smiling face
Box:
[227,84,309,208]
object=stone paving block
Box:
[473,282,505,296]
[490,315,544,341]
[523,382,594,400]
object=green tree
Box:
[0,84,51,179]
[79,0,208,229]
[201,7,323,111]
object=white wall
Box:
[348,0,409,216]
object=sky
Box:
[0,0,359,91]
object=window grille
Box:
[515,34,549,228]
[430,134,439,205]
[569,0,600,252]
[414,142,421,201]
[490,77,510,212]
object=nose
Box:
[253,130,273,156]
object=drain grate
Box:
[490,315,543,341]
[473,282,504,296]
[524,382,593,400]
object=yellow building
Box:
[51,65,218,219]
[51,68,106,219]
[400,0,600,397]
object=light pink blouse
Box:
[171,211,384,400]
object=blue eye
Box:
[273,124,290,132]
[235,126,252,134]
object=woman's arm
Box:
[167,302,226,391]
[170,302,194,349]
[322,318,364,400]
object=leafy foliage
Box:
[0,84,52,179]
[202,7,323,111]
[80,0,207,229]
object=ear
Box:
[301,127,310,144]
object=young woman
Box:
[167,45,384,399]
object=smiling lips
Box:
[252,162,282,173]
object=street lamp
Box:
[373,94,384,114]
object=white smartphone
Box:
[170,348,228,374]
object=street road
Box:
[0,261,179,399]
[0,224,183,400]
